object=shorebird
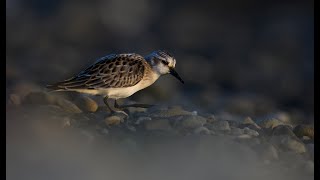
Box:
[47,50,184,117]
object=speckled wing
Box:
[48,53,146,90]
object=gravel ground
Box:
[6,89,314,180]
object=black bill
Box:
[169,68,184,84]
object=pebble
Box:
[151,106,194,118]
[179,115,207,129]
[236,134,252,139]
[8,94,21,105]
[242,117,261,129]
[105,115,123,126]
[193,126,211,135]
[74,96,98,112]
[23,91,56,105]
[144,119,172,131]
[271,135,306,153]
[272,125,296,137]
[293,124,314,139]
[243,127,259,137]
[210,120,231,132]
[230,127,244,136]
[135,116,152,125]
[127,107,148,114]
[257,118,284,129]
[55,97,82,113]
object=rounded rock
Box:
[272,125,296,137]
[55,98,82,113]
[75,96,98,112]
[257,118,284,129]
[212,120,231,132]
[105,115,123,126]
[180,115,207,129]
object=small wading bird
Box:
[47,50,184,117]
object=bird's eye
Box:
[162,60,168,65]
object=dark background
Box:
[6,0,314,119]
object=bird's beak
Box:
[169,67,184,84]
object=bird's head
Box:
[145,50,184,84]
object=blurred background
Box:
[6,0,314,119]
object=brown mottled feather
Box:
[48,54,147,90]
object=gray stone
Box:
[211,120,231,132]
[180,115,207,129]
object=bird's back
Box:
[47,53,148,92]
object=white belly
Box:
[75,73,160,99]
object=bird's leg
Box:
[103,96,128,117]
[114,100,154,109]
